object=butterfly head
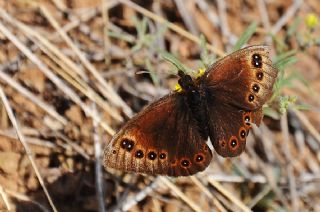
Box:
[176,71,194,92]
[175,69,205,93]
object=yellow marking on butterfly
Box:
[196,68,205,79]
[175,83,183,92]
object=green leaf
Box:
[287,17,301,38]
[270,34,287,52]
[263,106,280,120]
[200,34,209,68]
[199,35,216,69]
[279,96,297,114]
[131,16,155,52]
[295,104,310,111]
[273,50,297,67]
[107,30,134,43]
[160,51,193,74]
[233,22,258,51]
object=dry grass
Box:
[0,0,319,211]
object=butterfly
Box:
[103,45,278,177]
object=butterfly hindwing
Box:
[207,102,263,157]
[103,93,212,176]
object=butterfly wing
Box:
[207,102,263,157]
[202,45,277,110]
[202,45,277,157]
[103,93,212,176]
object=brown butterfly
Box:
[103,45,278,177]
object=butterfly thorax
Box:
[177,71,209,139]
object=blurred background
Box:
[0,0,319,211]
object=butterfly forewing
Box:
[103,93,212,176]
[202,46,277,111]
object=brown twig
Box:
[0,18,115,136]
[191,176,227,212]
[160,177,202,212]
[0,185,11,210]
[208,177,251,212]
[280,113,299,212]
[0,86,57,212]
[39,6,133,118]
[216,0,232,48]
[5,188,50,212]
[119,0,225,57]
[174,0,199,36]
[256,0,273,47]
[292,108,320,144]
[271,0,303,34]
[92,104,106,212]
[101,0,111,65]
[0,70,68,125]
[121,178,159,211]
[248,185,271,208]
